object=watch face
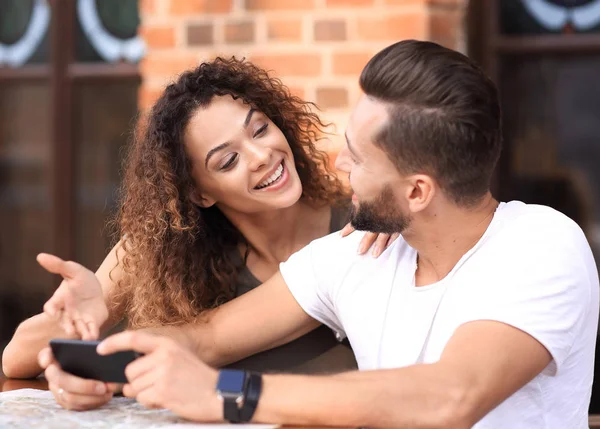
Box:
[217,369,246,394]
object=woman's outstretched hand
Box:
[37,253,108,340]
[340,223,400,258]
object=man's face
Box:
[335,95,412,234]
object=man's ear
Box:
[189,191,216,208]
[406,174,435,213]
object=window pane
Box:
[499,53,600,273]
[499,54,600,413]
[73,81,139,271]
[501,0,600,34]
[0,0,51,66]
[0,84,52,350]
[75,0,144,63]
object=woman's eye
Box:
[253,123,268,138]
[220,154,238,170]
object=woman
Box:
[2,58,394,408]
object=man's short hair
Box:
[360,40,502,207]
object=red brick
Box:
[251,54,322,77]
[169,0,233,15]
[316,87,349,109]
[245,0,315,10]
[287,86,306,99]
[430,10,462,48]
[326,0,374,5]
[140,25,176,49]
[314,20,347,42]
[187,23,214,45]
[267,18,303,41]
[225,21,255,44]
[357,13,427,40]
[139,0,157,15]
[383,0,425,4]
[140,53,199,77]
[139,87,164,111]
[384,0,464,4]
[332,52,373,75]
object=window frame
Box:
[0,0,140,262]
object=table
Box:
[0,375,330,429]
[3,375,600,428]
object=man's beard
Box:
[350,185,411,234]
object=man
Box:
[37,40,599,427]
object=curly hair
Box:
[109,57,348,328]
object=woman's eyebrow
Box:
[205,142,231,169]
[204,108,256,169]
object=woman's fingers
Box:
[358,232,377,255]
[85,320,100,341]
[371,233,390,257]
[58,309,77,337]
[339,222,355,238]
[387,232,400,248]
[74,318,92,340]
[43,293,64,320]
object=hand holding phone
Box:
[50,339,142,383]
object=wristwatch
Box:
[216,369,263,423]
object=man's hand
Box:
[340,223,400,257]
[38,347,116,411]
[37,253,108,340]
[98,331,222,422]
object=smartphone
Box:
[49,339,142,383]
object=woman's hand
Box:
[340,223,400,258]
[37,253,108,340]
[38,347,116,411]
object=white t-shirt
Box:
[280,201,599,429]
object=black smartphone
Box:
[49,339,142,383]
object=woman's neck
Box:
[219,200,332,265]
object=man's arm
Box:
[254,320,551,428]
[166,271,320,367]
[99,318,551,427]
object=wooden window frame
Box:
[468,1,600,426]
[468,0,600,198]
[0,0,140,261]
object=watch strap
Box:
[240,372,262,422]
[224,397,242,423]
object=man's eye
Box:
[253,123,268,138]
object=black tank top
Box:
[226,204,358,374]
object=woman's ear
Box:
[189,191,216,208]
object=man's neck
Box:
[405,193,499,286]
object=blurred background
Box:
[1,0,599,412]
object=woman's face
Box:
[184,95,303,214]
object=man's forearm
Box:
[252,365,474,429]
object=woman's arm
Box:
[1,241,125,379]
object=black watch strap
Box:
[240,372,263,422]
[224,398,242,423]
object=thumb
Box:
[37,253,83,280]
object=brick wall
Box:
[138,0,468,153]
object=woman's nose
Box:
[247,142,272,171]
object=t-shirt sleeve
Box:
[463,212,594,375]
[280,231,365,337]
